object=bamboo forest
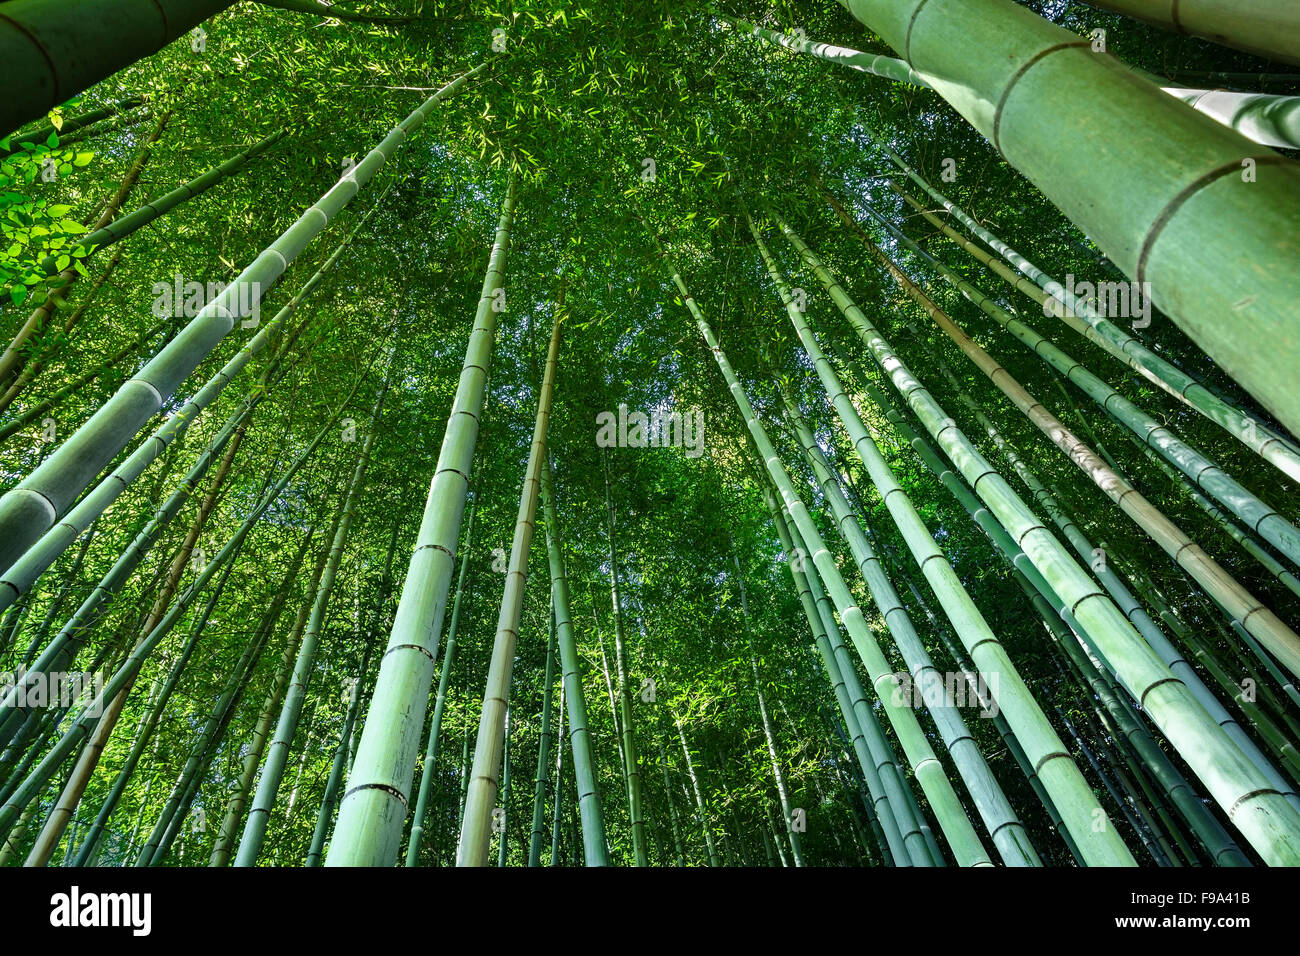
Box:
[1,0,1299,879]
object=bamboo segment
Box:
[528,607,559,866]
[717,13,929,86]
[404,496,478,866]
[729,15,1300,148]
[327,173,515,867]
[0,0,232,134]
[1081,0,1300,66]
[836,0,1300,439]
[775,208,1300,865]
[457,316,561,867]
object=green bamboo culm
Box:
[0,0,233,135]
[834,0,1300,439]
[35,128,288,278]
[328,170,515,867]
[772,207,1300,866]
[404,493,479,867]
[726,16,1300,151]
[457,314,561,867]
[716,12,929,87]
[0,63,485,575]
[303,638,372,867]
[539,455,611,866]
[1080,0,1300,65]
[1,95,145,155]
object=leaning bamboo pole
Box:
[404,494,479,866]
[758,481,912,866]
[748,213,1042,863]
[1080,0,1300,65]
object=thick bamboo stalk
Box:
[836,0,1300,438]
[0,0,231,134]
[1081,0,1300,65]
[329,171,515,867]
[404,495,478,866]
